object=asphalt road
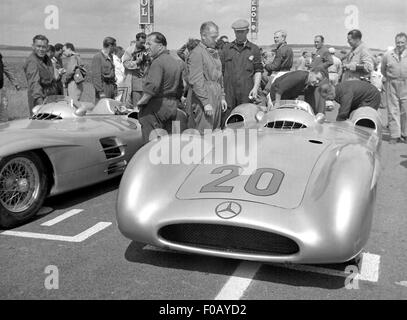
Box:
[1,108,406,300]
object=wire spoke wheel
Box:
[0,157,40,213]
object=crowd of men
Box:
[0,19,406,144]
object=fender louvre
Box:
[99,137,125,159]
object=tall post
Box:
[250,0,259,42]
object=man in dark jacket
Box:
[220,19,263,126]
[136,32,184,143]
[265,30,294,74]
[268,70,325,113]
[1,52,21,121]
[319,80,381,121]
[122,32,149,107]
[91,37,117,100]
[23,35,58,115]
[310,35,333,79]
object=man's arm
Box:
[265,48,283,74]
[344,49,374,74]
[249,46,264,99]
[274,92,282,107]
[337,59,343,79]
[187,47,210,107]
[321,49,333,69]
[358,49,374,74]
[273,74,297,97]
[122,45,143,70]
[65,56,79,81]
[219,46,226,75]
[138,61,163,106]
[91,55,104,96]
[380,54,388,79]
[250,72,262,99]
[3,60,20,89]
[336,91,354,121]
[177,43,187,62]
[24,60,44,105]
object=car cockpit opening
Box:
[226,114,245,125]
[355,118,376,130]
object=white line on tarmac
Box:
[41,209,84,226]
[395,281,407,287]
[215,261,262,300]
[1,222,112,242]
[143,245,381,284]
[269,253,381,283]
[73,222,112,242]
[355,252,380,282]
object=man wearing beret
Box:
[220,19,263,127]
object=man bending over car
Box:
[267,69,325,113]
[319,79,381,121]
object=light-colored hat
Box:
[231,19,250,31]
[328,47,335,54]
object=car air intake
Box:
[99,137,124,159]
[159,224,299,255]
[265,120,307,129]
[31,113,62,120]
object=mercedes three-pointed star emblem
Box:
[215,201,242,219]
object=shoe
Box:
[399,137,407,144]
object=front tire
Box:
[0,152,48,228]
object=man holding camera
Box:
[122,32,150,108]
[91,37,117,100]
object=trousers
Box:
[385,79,407,138]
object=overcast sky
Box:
[0,0,406,50]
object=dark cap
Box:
[231,19,249,31]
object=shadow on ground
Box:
[400,155,407,169]
[124,241,347,290]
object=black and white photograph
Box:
[0,0,406,311]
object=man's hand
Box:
[343,62,357,71]
[204,104,213,117]
[248,87,258,100]
[221,99,227,112]
[99,93,106,99]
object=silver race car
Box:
[0,96,144,228]
[117,100,382,264]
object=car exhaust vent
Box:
[159,224,299,255]
[265,120,307,130]
[105,160,127,174]
[99,137,124,160]
[31,113,62,120]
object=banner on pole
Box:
[250,0,259,33]
[140,0,154,25]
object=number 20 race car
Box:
[0,96,144,228]
[117,100,382,264]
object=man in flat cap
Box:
[220,19,263,127]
